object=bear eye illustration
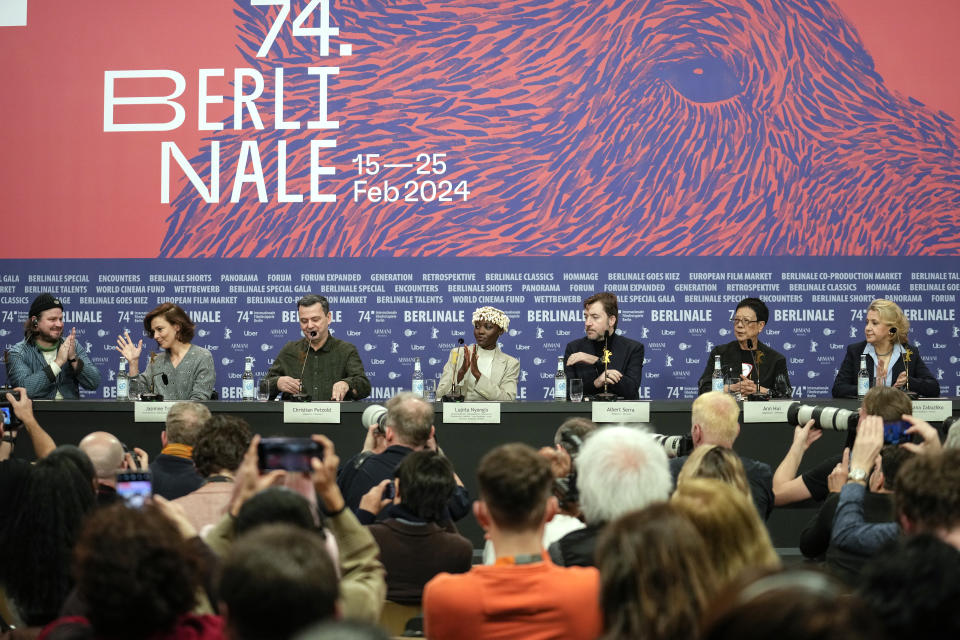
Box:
[657,55,743,102]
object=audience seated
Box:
[669,391,774,519]
[483,417,596,564]
[857,534,960,639]
[799,444,913,585]
[361,450,472,605]
[220,524,339,640]
[174,415,251,533]
[0,447,96,630]
[77,431,148,507]
[38,502,219,640]
[831,393,959,555]
[677,444,751,498]
[337,393,469,521]
[595,503,719,640]
[671,478,781,587]
[549,425,671,567]
[423,443,602,640]
[208,434,385,625]
[150,402,211,500]
[700,570,883,640]
[772,385,911,507]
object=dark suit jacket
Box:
[563,333,644,399]
[697,340,789,395]
[831,341,939,398]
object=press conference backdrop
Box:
[2,2,958,397]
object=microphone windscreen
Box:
[457,338,465,345]
[161,373,169,385]
[746,339,754,349]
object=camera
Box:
[361,404,388,436]
[787,402,859,432]
[787,402,915,445]
[0,387,22,429]
[651,434,695,459]
[258,437,324,472]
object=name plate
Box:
[442,402,501,424]
[133,401,176,422]
[283,402,341,424]
[911,399,953,422]
[591,401,650,423]
[742,400,794,423]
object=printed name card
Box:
[742,400,794,423]
[911,399,953,422]
[591,402,650,423]
[133,401,177,422]
[283,402,341,424]
[442,402,501,424]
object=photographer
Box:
[1,387,56,461]
[337,393,469,521]
[831,411,954,556]
[358,451,472,606]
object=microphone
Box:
[140,353,168,401]
[888,327,916,398]
[290,342,310,402]
[745,339,768,401]
[443,338,466,402]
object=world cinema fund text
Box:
[103,0,469,206]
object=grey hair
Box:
[575,425,671,525]
[164,401,212,446]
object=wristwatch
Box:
[848,467,868,483]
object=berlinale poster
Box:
[1,0,958,400]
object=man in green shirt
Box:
[261,294,371,401]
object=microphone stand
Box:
[139,353,166,402]
[290,335,312,402]
[746,339,769,401]
[890,328,919,400]
[594,330,617,402]
[442,338,465,402]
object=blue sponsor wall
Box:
[1,257,957,400]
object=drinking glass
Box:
[423,378,437,402]
[726,377,743,401]
[569,378,584,403]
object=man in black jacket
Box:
[563,292,644,400]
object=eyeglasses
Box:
[732,317,759,326]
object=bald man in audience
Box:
[669,390,774,519]
[78,431,147,507]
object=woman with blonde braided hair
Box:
[436,306,520,401]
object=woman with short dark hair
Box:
[116,302,216,400]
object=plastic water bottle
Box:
[711,355,724,393]
[857,354,869,400]
[554,356,567,401]
[116,359,129,401]
[242,357,255,401]
[412,357,425,397]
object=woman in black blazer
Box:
[832,299,939,398]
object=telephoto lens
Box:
[786,402,859,432]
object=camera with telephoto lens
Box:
[361,404,388,437]
[787,402,914,445]
[651,433,695,459]
[787,402,859,432]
